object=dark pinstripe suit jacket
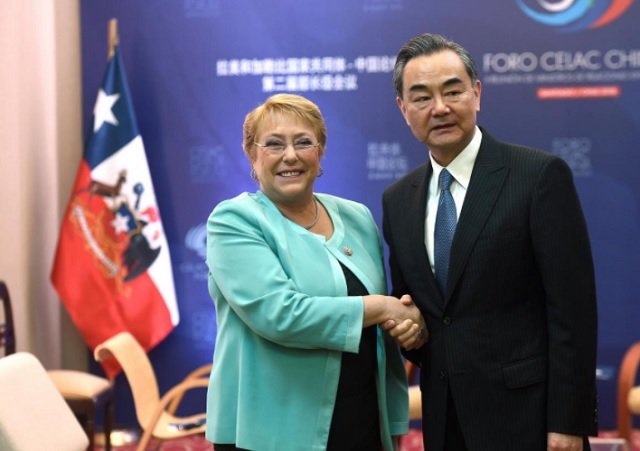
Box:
[382,129,598,451]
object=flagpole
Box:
[108,18,119,59]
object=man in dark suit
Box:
[382,33,598,451]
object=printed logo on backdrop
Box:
[367,142,409,181]
[190,308,216,349]
[485,1,638,98]
[482,47,640,96]
[217,55,395,93]
[184,0,221,17]
[182,223,215,349]
[181,222,208,281]
[551,137,593,177]
[363,0,404,12]
[190,145,228,183]
[516,0,634,31]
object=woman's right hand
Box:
[387,294,427,350]
[362,294,427,350]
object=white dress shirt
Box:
[424,126,482,274]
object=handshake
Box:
[363,294,427,350]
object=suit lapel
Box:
[446,133,508,304]
[403,164,446,310]
[406,164,432,276]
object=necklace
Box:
[280,197,319,230]
[303,198,320,230]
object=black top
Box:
[326,262,381,451]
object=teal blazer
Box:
[205,191,409,451]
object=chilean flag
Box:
[51,46,179,377]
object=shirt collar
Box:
[428,126,482,190]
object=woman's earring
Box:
[317,167,324,178]
[250,168,258,181]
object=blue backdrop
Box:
[81,0,640,430]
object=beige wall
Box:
[0,0,86,369]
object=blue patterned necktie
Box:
[434,169,456,296]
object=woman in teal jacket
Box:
[206,94,425,451]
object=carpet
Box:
[96,429,640,450]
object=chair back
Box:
[406,361,422,420]
[94,332,161,430]
[0,280,16,356]
[0,352,89,451]
[617,341,640,442]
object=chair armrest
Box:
[136,378,208,451]
[166,363,212,414]
[183,363,212,381]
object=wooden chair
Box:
[406,360,422,420]
[47,369,114,450]
[616,341,640,443]
[0,279,113,450]
[0,352,89,451]
[0,280,16,356]
[94,331,211,451]
[630,386,640,417]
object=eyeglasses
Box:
[254,139,319,154]
[409,89,473,111]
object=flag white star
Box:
[93,89,120,132]
[111,211,131,235]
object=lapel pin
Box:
[343,246,353,256]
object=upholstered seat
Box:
[1,279,113,450]
[0,352,90,451]
[48,369,114,450]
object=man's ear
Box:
[396,96,410,126]
[474,79,482,113]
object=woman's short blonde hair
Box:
[242,93,327,159]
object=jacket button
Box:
[443,317,451,325]
[439,371,447,380]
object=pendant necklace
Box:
[303,197,320,230]
[280,197,319,230]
